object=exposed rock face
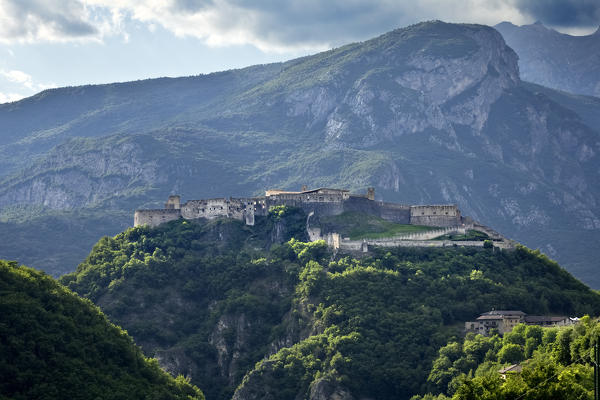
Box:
[309,378,356,400]
[495,21,600,97]
[0,137,167,209]
[209,314,251,385]
[323,23,519,147]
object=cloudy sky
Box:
[1,0,599,103]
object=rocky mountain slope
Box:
[61,216,600,400]
[495,21,600,97]
[0,21,599,287]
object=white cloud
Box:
[0,0,595,48]
[0,91,26,103]
[1,69,35,89]
[0,69,57,93]
[80,0,537,52]
[0,0,111,43]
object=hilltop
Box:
[61,214,600,400]
[0,21,599,287]
[0,259,204,400]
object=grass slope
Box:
[319,211,435,239]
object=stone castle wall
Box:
[409,205,461,227]
[134,189,462,229]
[134,209,181,227]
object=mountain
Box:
[495,21,600,97]
[61,216,600,400]
[0,259,204,400]
[1,21,600,287]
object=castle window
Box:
[445,212,448,215]
[433,212,436,215]
[422,212,425,215]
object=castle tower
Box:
[165,195,181,210]
[367,187,375,201]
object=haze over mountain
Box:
[495,21,600,97]
[0,21,599,287]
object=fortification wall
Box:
[134,209,181,227]
[343,197,411,223]
[378,201,411,223]
[266,197,344,217]
[181,198,230,220]
[339,238,514,251]
[409,205,461,227]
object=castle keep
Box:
[134,187,463,228]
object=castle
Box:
[134,187,463,228]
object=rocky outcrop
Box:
[323,22,519,147]
[0,136,168,209]
[309,378,356,400]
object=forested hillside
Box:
[0,260,204,400]
[62,212,600,400]
[414,317,600,399]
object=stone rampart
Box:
[409,205,461,227]
[266,196,345,217]
[338,238,515,251]
[134,209,181,227]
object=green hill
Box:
[61,213,600,400]
[0,259,204,400]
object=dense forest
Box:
[61,209,600,399]
[0,260,204,400]
[414,317,600,399]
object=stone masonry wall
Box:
[134,209,181,227]
[409,205,461,227]
[134,192,464,230]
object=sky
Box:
[1,0,599,103]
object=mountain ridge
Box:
[0,20,599,287]
[495,21,600,97]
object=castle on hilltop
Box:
[134,186,463,228]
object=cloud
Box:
[1,0,596,48]
[513,0,600,28]
[0,69,56,92]
[0,0,100,43]
[0,91,25,103]
[82,0,530,52]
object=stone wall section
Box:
[134,209,181,227]
[409,205,461,226]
